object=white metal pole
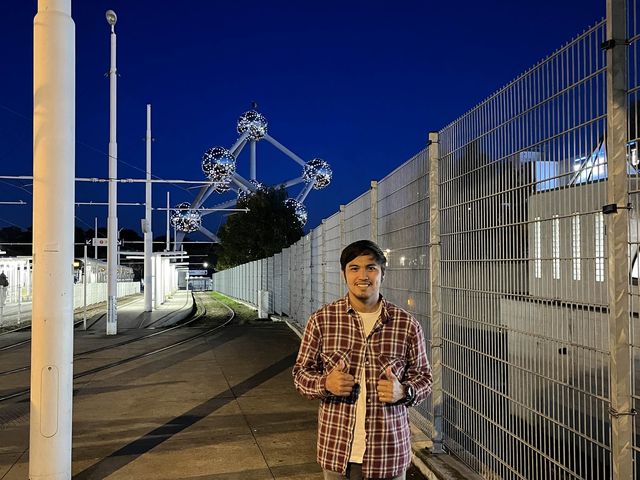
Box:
[94,216,98,259]
[154,254,162,308]
[166,191,170,251]
[30,0,75,477]
[83,244,88,330]
[106,9,118,335]
[144,104,153,312]
[249,140,256,180]
[17,262,22,323]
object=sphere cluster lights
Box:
[170,202,202,233]
[202,146,236,182]
[211,181,231,194]
[185,107,335,242]
[303,158,332,189]
[237,180,266,203]
[285,198,308,226]
[237,110,268,140]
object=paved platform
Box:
[0,293,430,479]
[0,290,194,331]
[0,292,321,479]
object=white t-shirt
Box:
[349,302,382,463]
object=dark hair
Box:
[340,240,387,275]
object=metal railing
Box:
[212,2,640,478]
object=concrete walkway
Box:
[0,292,433,479]
[0,294,321,479]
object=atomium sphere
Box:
[170,202,201,233]
[201,146,236,182]
[285,198,308,226]
[302,158,332,189]
[211,181,231,194]
[249,179,266,191]
[237,110,268,141]
[237,180,266,202]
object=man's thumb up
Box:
[334,359,347,372]
[385,366,397,381]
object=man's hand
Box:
[325,360,355,396]
[377,367,405,403]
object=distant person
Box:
[0,271,8,307]
[293,240,433,480]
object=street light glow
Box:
[105,10,117,26]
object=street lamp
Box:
[106,9,118,335]
[105,9,117,27]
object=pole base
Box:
[106,296,117,335]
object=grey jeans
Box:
[323,463,406,480]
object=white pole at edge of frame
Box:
[30,0,75,477]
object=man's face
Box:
[343,253,383,307]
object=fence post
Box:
[370,180,378,243]
[606,0,633,478]
[321,219,327,306]
[339,205,346,297]
[428,131,444,454]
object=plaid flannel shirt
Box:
[293,295,432,478]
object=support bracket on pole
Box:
[601,38,629,50]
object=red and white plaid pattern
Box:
[293,295,433,478]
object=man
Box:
[293,240,432,480]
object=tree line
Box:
[0,186,305,274]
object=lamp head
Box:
[105,10,117,27]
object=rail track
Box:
[0,292,235,403]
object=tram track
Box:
[0,292,235,403]
[0,294,170,352]
[0,295,145,338]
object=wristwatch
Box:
[403,384,415,405]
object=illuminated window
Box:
[595,212,605,282]
[552,215,560,279]
[572,214,581,281]
[534,217,542,278]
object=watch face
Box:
[405,385,414,401]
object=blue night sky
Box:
[1,0,604,238]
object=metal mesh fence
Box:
[343,190,372,246]
[301,233,313,326]
[210,6,640,478]
[274,253,282,314]
[323,211,344,301]
[438,20,609,479]
[282,247,291,316]
[311,226,325,313]
[376,149,433,436]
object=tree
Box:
[0,226,32,256]
[215,186,303,270]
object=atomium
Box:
[237,110,268,141]
[285,198,308,226]
[303,158,332,189]
[170,202,202,233]
[182,107,334,245]
[237,180,266,202]
[202,146,236,182]
[211,181,231,194]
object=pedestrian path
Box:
[0,292,434,479]
[0,293,321,479]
